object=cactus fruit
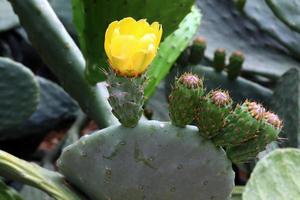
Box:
[58,120,235,200]
[212,101,266,147]
[106,70,146,128]
[227,51,244,80]
[195,90,232,139]
[223,110,282,163]
[213,48,226,72]
[0,57,39,131]
[189,36,207,64]
[169,73,204,127]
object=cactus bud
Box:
[213,48,226,72]
[189,36,207,64]
[169,73,204,127]
[195,90,232,139]
[212,100,265,147]
[227,51,244,80]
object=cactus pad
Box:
[58,121,235,200]
[243,148,300,200]
[0,57,39,131]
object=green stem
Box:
[0,151,84,200]
[8,0,118,128]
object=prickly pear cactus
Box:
[243,148,300,200]
[271,68,300,147]
[58,121,235,200]
[0,57,39,131]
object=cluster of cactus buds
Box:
[169,73,282,163]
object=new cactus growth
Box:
[212,101,266,147]
[189,36,207,64]
[195,90,232,139]
[169,73,204,127]
[227,51,245,80]
[213,48,226,72]
[227,112,282,163]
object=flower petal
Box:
[104,21,118,59]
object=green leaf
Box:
[243,148,300,200]
[72,0,195,84]
[266,0,300,33]
[145,6,201,98]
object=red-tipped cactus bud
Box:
[195,90,232,139]
[213,48,226,72]
[189,36,207,64]
[245,101,265,120]
[178,73,202,89]
[169,73,205,127]
[210,90,232,106]
[264,112,283,129]
[227,51,244,80]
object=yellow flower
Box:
[104,17,162,77]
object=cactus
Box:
[195,90,233,139]
[213,48,226,72]
[145,6,201,98]
[72,0,196,84]
[243,148,300,200]
[0,0,19,32]
[266,0,300,33]
[106,71,146,128]
[227,51,244,80]
[213,101,266,147]
[271,68,300,147]
[166,65,273,106]
[169,73,204,127]
[189,36,207,64]
[243,0,300,58]
[0,150,84,200]
[0,57,39,132]
[197,0,299,77]
[58,120,235,200]
[8,0,119,128]
[0,77,79,140]
[0,179,23,200]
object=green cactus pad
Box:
[0,77,78,140]
[72,0,196,83]
[145,5,201,98]
[244,0,300,58]
[197,0,299,77]
[243,148,300,200]
[0,0,19,32]
[0,57,39,131]
[195,90,232,139]
[58,121,235,200]
[266,0,300,33]
[271,68,300,147]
